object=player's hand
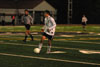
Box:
[30,22,33,25]
[30,23,32,25]
[47,29,50,32]
[41,29,44,32]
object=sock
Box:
[39,43,43,50]
[24,36,28,41]
[47,45,51,53]
[29,34,34,40]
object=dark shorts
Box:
[25,24,31,30]
[82,22,86,26]
[42,32,53,40]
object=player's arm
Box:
[29,15,33,25]
[41,25,46,32]
[86,17,88,22]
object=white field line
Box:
[55,40,100,45]
[1,34,100,44]
[0,42,100,52]
[1,39,100,45]
[0,42,80,50]
[0,53,100,66]
[69,41,100,45]
[1,36,100,44]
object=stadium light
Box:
[68,0,73,24]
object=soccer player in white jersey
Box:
[82,15,88,31]
[38,10,56,53]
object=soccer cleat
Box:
[47,46,51,54]
[23,36,27,42]
[47,49,51,54]
[31,38,34,41]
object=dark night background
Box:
[46,0,100,24]
[0,0,100,24]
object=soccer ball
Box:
[34,48,40,54]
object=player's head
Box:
[44,10,51,17]
[25,9,29,15]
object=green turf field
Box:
[0,25,100,33]
[0,34,100,67]
[0,25,100,67]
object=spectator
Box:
[1,13,5,26]
[12,15,15,26]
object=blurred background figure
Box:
[1,13,5,26]
[23,9,34,42]
[12,15,15,26]
[82,15,88,31]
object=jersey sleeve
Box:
[29,15,33,24]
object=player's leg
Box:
[83,25,84,30]
[84,23,87,31]
[47,35,53,53]
[28,25,34,41]
[23,30,28,42]
[23,25,29,42]
[83,25,86,31]
[28,30,34,41]
[47,39,52,53]
[82,23,86,31]
[38,36,46,51]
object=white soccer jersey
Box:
[43,16,56,36]
[82,17,88,23]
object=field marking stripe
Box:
[55,40,100,45]
[1,36,100,44]
[69,41,100,45]
[1,42,100,51]
[0,53,100,66]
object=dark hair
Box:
[44,10,51,15]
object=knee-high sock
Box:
[24,36,28,41]
[47,45,51,52]
[29,34,33,40]
[39,43,43,50]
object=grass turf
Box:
[0,34,100,67]
[0,25,100,67]
[0,25,100,33]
